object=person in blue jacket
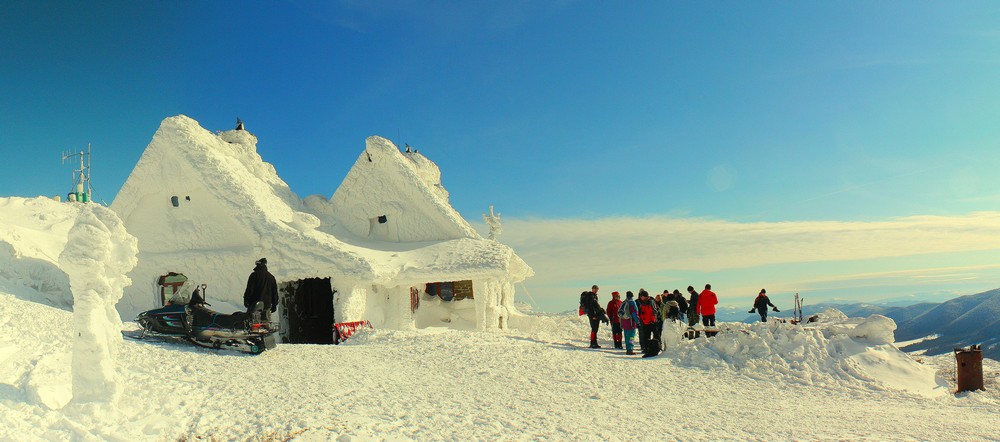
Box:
[618,291,641,355]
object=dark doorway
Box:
[281,278,336,344]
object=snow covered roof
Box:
[111,115,531,311]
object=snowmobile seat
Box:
[190,305,249,330]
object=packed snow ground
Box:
[1,292,998,441]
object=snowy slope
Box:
[2,289,998,441]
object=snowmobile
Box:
[129,284,278,354]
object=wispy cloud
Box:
[486,212,1000,309]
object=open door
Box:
[280,278,336,344]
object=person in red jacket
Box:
[636,289,660,354]
[697,283,719,336]
[606,291,623,349]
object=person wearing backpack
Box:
[674,289,688,322]
[579,285,609,348]
[749,288,779,322]
[662,290,680,322]
[606,291,624,349]
[618,291,640,355]
[635,289,660,354]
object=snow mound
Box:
[0,197,81,308]
[510,309,948,397]
[662,310,947,397]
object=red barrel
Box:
[955,345,984,393]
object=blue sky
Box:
[3,1,1000,312]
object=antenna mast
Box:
[61,144,92,203]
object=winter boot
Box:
[626,349,636,355]
[589,332,601,348]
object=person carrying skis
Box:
[243,258,278,321]
[635,289,660,353]
[579,284,609,348]
[618,291,640,355]
[674,289,688,322]
[607,291,624,349]
[697,284,719,336]
[749,288,779,322]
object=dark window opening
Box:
[377,215,388,224]
[170,196,179,207]
[185,196,191,201]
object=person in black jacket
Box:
[749,288,779,322]
[244,258,278,321]
[674,289,688,322]
[686,286,700,327]
[579,284,609,348]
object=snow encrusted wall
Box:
[331,136,480,242]
[473,279,512,331]
[58,204,138,404]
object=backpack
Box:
[617,301,630,321]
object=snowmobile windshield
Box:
[167,281,197,305]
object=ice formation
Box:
[0,197,138,408]
[58,204,138,403]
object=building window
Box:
[171,196,179,207]
[425,280,474,301]
[377,215,387,224]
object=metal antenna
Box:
[61,144,92,202]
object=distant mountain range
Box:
[717,289,1000,361]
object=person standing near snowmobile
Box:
[698,284,719,336]
[606,291,624,349]
[579,285,608,348]
[619,291,640,355]
[244,258,278,321]
[686,286,700,328]
[749,288,779,322]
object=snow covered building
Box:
[111,115,532,342]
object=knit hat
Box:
[626,291,634,298]
[612,291,620,298]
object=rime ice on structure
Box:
[111,115,533,334]
[57,204,138,404]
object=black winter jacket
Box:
[244,264,279,312]
[753,294,776,312]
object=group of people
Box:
[579,284,780,357]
